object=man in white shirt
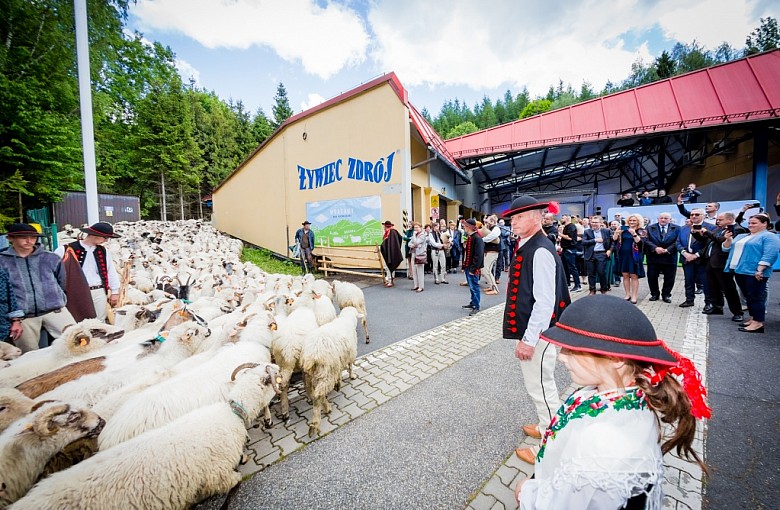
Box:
[55,222,121,322]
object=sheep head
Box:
[0,389,34,433]
[59,320,125,357]
[24,403,105,442]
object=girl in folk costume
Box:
[516,295,710,510]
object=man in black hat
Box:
[55,222,121,322]
[380,220,403,287]
[501,197,570,465]
[295,221,315,274]
[0,223,75,352]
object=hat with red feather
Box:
[501,195,560,218]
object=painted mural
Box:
[307,195,383,247]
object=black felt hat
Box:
[502,196,558,218]
[540,295,677,366]
[302,220,311,226]
[81,222,121,238]
[2,223,45,237]
[382,220,394,227]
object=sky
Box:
[127,0,779,120]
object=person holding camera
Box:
[677,195,719,226]
[680,183,702,203]
[612,214,645,304]
[408,222,428,293]
[722,213,780,333]
[692,212,747,320]
[676,209,714,308]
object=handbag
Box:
[414,254,427,265]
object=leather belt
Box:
[89,285,104,290]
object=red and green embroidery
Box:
[537,387,646,461]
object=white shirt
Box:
[55,242,120,294]
[518,236,556,347]
[520,386,664,510]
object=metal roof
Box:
[445,50,780,159]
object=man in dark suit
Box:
[643,212,680,303]
[692,212,747,320]
[676,209,714,307]
[582,215,613,295]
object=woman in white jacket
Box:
[408,222,428,293]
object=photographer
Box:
[677,196,719,226]
[735,201,765,227]
[616,193,635,207]
[676,209,713,307]
[680,183,702,204]
[692,212,746,320]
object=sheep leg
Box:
[348,363,354,380]
[323,398,332,415]
[362,316,370,344]
[262,405,273,429]
[278,369,293,421]
[303,372,314,404]
[308,397,321,436]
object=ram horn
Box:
[230,363,260,382]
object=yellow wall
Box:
[214,83,408,256]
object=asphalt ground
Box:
[703,276,780,510]
[350,270,508,355]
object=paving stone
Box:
[481,476,517,507]
[274,432,302,456]
[468,493,498,510]
[339,402,366,419]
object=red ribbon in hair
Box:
[645,349,712,420]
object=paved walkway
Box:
[198,273,708,509]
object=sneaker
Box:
[571,287,583,293]
[462,304,475,309]
[469,308,480,316]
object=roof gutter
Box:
[427,146,471,184]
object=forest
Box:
[0,0,777,226]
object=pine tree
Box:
[272,83,294,128]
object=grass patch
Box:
[241,247,304,276]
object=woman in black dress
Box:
[612,214,645,304]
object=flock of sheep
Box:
[0,220,370,509]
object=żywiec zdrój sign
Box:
[307,196,382,247]
[297,152,396,190]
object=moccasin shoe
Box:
[522,424,542,439]
[515,447,536,464]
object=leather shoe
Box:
[731,314,744,322]
[462,304,475,309]
[702,307,723,315]
[662,297,672,303]
[515,447,536,464]
[738,326,764,333]
[648,296,659,301]
[678,301,694,308]
[702,305,713,313]
[588,290,596,296]
[468,308,480,316]
[522,424,542,439]
[695,288,703,295]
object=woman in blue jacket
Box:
[723,213,780,333]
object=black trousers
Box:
[682,261,709,304]
[586,253,609,291]
[646,262,677,298]
[706,265,742,314]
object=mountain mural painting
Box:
[307,195,383,247]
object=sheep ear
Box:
[32,404,70,436]
[61,323,75,333]
[30,400,57,412]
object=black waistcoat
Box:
[503,231,571,340]
[69,241,110,290]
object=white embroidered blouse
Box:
[519,386,664,510]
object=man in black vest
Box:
[502,196,570,465]
[55,222,121,322]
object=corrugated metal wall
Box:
[52,192,140,226]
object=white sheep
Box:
[332,280,370,343]
[0,402,104,508]
[271,303,319,421]
[97,340,272,450]
[11,364,280,510]
[302,306,361,436]
[0,343,21,362]
[0,389,34,433]
[0,320,125,389]
[37,322,213,408]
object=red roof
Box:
[445,49,780,159]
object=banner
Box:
[307,195,383,247]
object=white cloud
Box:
[133,0,370,79]
[175,59,201,86]
[367,0,766,97]
[301,93,326,111]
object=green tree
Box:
[745,17,779,55]
[520,99,552,119]
[671,41,714,73]
[476,96,497,129]
[654,50,676,78]
[251,107,274,145]
[578,82,597,101]
[445,121,479,139]
[271,82,294,128]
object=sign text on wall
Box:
[297,151,396,190]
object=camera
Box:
[726,224,735,234]
[749,202,761,209]
[692,224,703,231]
